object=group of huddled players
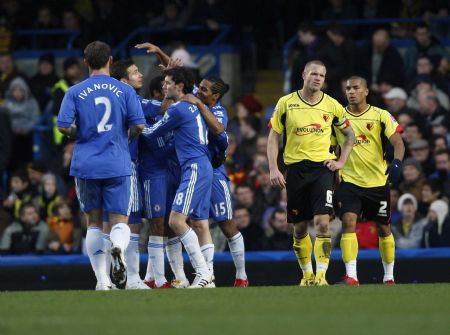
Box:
[57,41,247,290]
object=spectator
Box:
[234,205,264,251]
[404,23,450,77]
[321,0,358,21]
[0,53,27,102]
[429,149,450,199]
[4,77,40,171]
[408,139,435,177]
[431,135,448,154]
[90,0,128,45]
[399,158,427,202]
[396,110,415,130]
[391,193,425,249]
[190,0,230,31]
[356,28,405,93]
[429,115,450,144]
[228,95,262,145]
[47,200,75,253]
[418,180,442,217]
[26,160,48,197]
[422,199,450,247]
[33,6,58,49]
[407,56,448,93]
[253,164,280,225]
[383,87,417,117]
[148,1,188,29]
[317,24,355,96]
[355,220,379,249]
[0,108,12,197]
[0,202,49,254]
[2,171,33,220]
[407,75,449,111]
[34,173,61,221]
[403,122,423,147]
[289,22,323,92]
[234,183,261,222]
[237,116,260,160]
[29,53,59,110]
[264,208,291,250]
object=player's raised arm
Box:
[135,42,171,67]
[142,106,180,138]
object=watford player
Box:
[334,76,405,285]
[268,60,355,286]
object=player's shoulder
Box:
[322,93,343,108]
[277,92,298,104]
[212,103,227,116]
[369,105,392,118]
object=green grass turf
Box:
[1,284,449,335]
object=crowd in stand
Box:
[1,0,450,255]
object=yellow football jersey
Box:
[335,105,401,188]
[270,91,349,165]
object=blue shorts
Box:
[142,174,167,219]
[171,158,212,220]
[210,170,233,223]
[166,158,181,215]
[75,176,131,215]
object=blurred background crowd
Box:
[1,0,450,255]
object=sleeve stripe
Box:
[395,125,404,134]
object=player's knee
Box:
[293,221,308,238]
[341,213,357,233]
[377,222,391,237]
[218,220,238,238]
[314,219,329,235]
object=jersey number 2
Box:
[96,96,113,133]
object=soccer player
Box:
[335,76,404,285]
[142,66,213,288]
[195,76,249,287]
[57,41,145,290]
[58,41,145,290]
[267,60,355,286]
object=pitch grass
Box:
[1,284,449,335]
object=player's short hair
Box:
[149,75,164,97]
[110,59,135,80]
[204,76,230,100]
[304,60,325,72]
[84,41,111,70]
[163,66,195,94]
[346,75,368,88]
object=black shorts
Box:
[334,181,391,224]
[286,161,334,223]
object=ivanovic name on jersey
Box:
[78,83,124,100]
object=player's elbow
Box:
[133,124,145,133]
[58,127,70,136]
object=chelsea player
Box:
[142,67,214,288]
[57,41,145,290]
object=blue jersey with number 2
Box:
[57,74,145,179]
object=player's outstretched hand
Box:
[385,159,402,185]
[135,42,160,54]
[270,169,286,189]
[324,159,344,172]
[158,58,183,70]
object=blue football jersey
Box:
[142,101,209,165]
[57,74,145,178]
[207,102,229,174]
[129,96,162,162]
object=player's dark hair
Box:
[204,76,230,100]
[163,66,195,94]
[110,59,135,80]
[84,41,111,70]
[347,75,368,88]
[149,75,164,97]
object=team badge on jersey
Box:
[323,114,330,122]
[366,122,374,131]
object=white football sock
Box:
[103,234,112,281]
[166,237,188,281]
[110,223,130,252]
[149,236,168,287]
[126,233,140,282]
[383,261,395,282]
[179,228,209,275]
[345,260,358,280]
[86,227,109,285]
[200,243,215,275]
[228,232,247,279]
[145,237,155,281]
